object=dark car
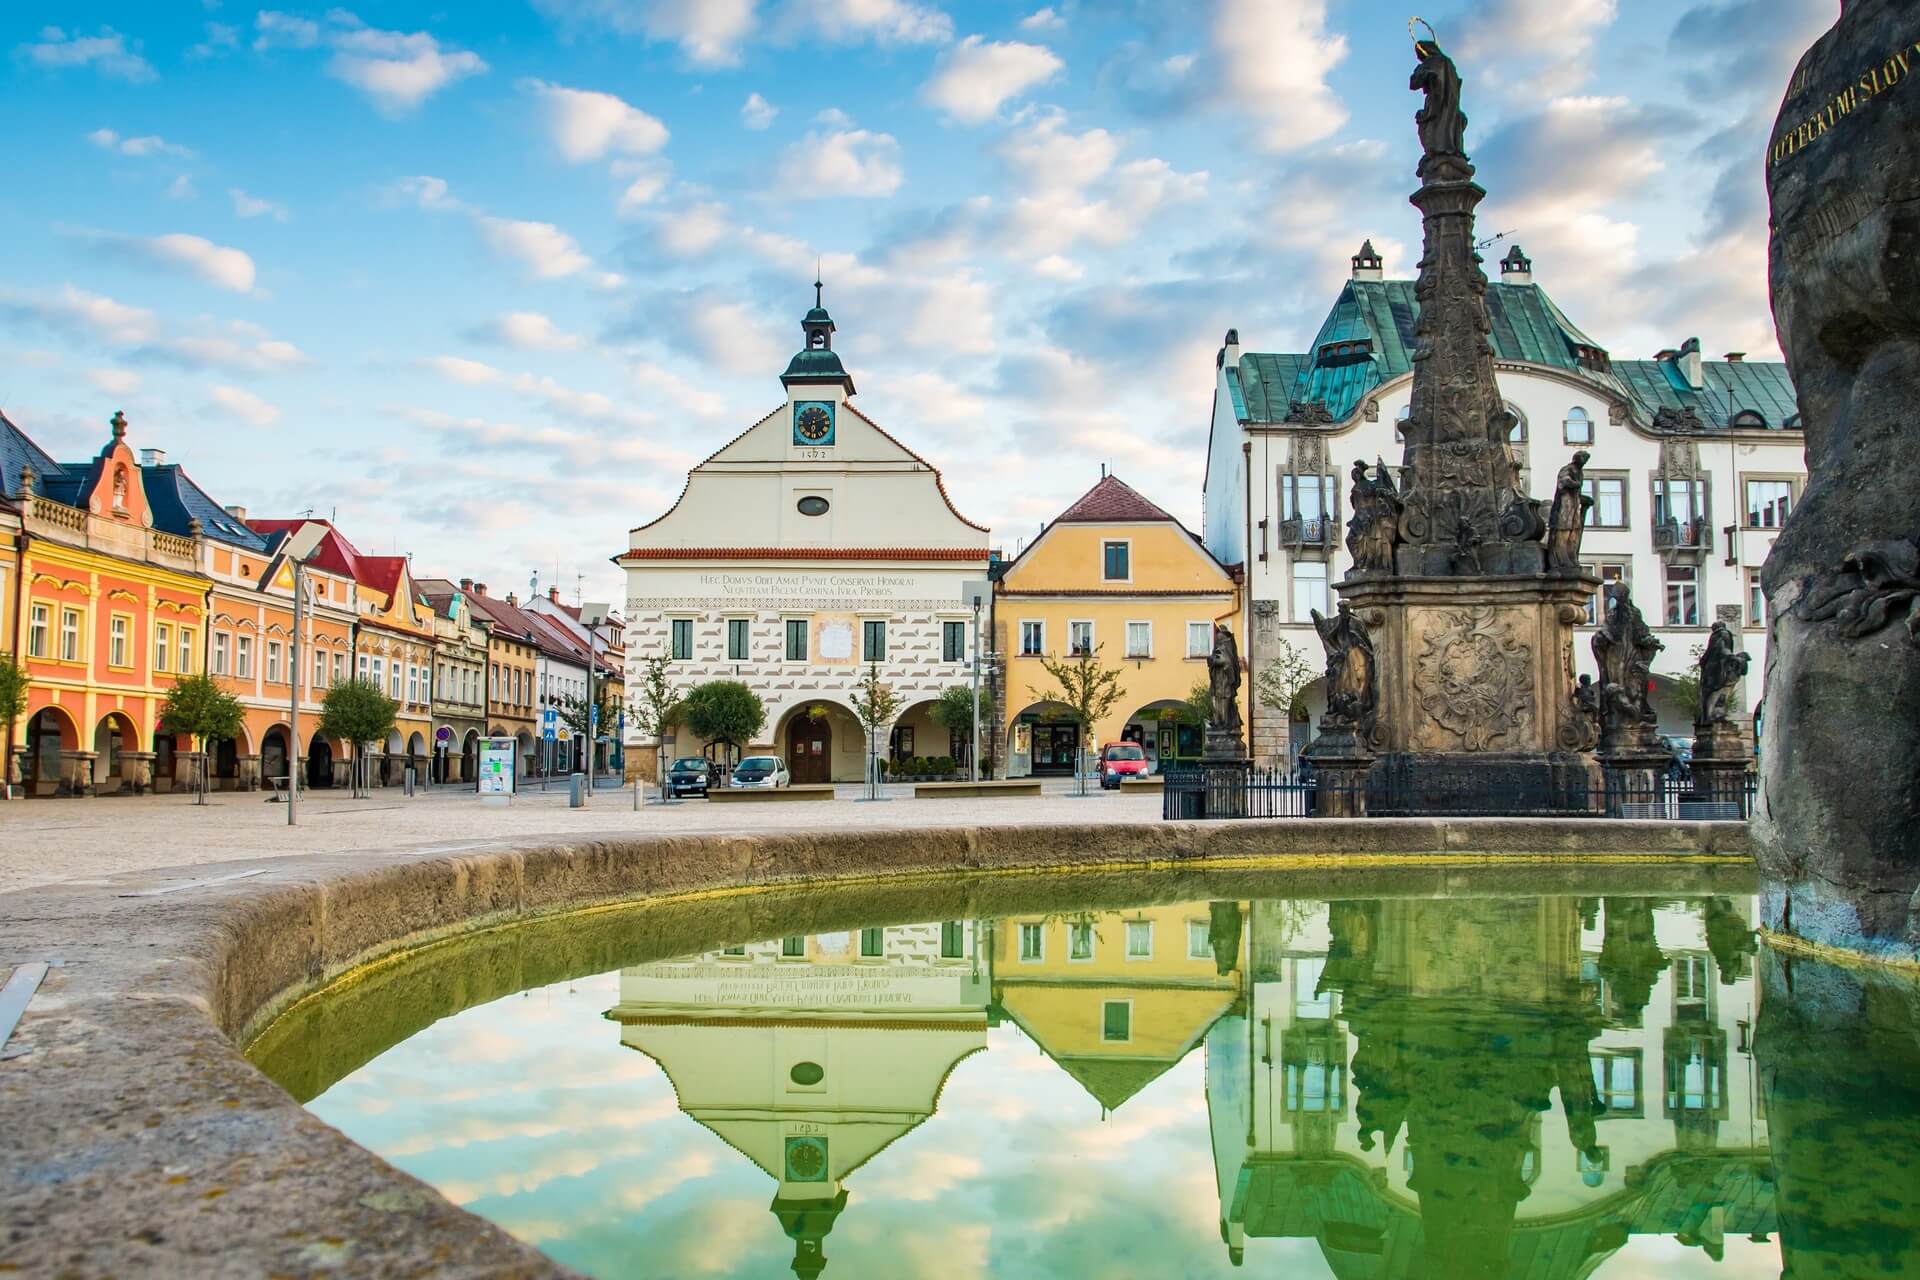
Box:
[666,757,711,797]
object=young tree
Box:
[158,673,245,805]
[625,652,684,795]
[1033,645,1127,795]
[930,682,994,776]
[318,678,399,798]
[556,688,623,775]
[0,656,28,800]
[1254,634,1318,763]
[681,680,766,776]
[849,661,904,797]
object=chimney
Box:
[1724,351,1746,363]
[459,577,473,592]
[548,586,560,603]
[474,582,487,596]
[139,448,167,467]
[1350,240,1384,282]
[1499,243,1533,286]
[1678,337,1704,390]
[224,504,247,521]
[1218,327,1242,370]
[507,592,517,606]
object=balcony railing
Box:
[1280,515,1335,547]
[1653,518,1710,555]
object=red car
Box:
[1100,742,1150,789]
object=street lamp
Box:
[580,601,611,805]
[281,523,327,828]
[962,579,991,783]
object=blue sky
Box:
[2,1,1833,604]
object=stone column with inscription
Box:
[1756,0,1920,958]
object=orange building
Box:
[3,411,208,795]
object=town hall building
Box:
[619,289,991,782]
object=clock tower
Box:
[782,278,853,448]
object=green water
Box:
[248,867,1920,1279]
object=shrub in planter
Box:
[935,756,955,776]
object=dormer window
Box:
[1730,409,1768,429]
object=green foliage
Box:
[849,661,904,733]
[158,673,245,748]
[1033,645,1127,735]
[1653,643,1708,717]
[556,688,622,741]
[1254,635,1317,716]
[929,683,992,739]
[318,678,399,748]
[682,680,766,761]
[0,655,27,724]
[626,651,683,740]
[1181,682,1211,726]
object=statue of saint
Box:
[1207,624,1243,738]
[1546,450,1594,573]
[1696,621,1752,724]
[1312,602,1377,733]
[1345,457,1402,573]
[1410,37,1467,174]
[1592,584,1663,739]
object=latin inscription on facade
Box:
[1772,37,1920,168]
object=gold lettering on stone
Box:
[1771,38,1920,170]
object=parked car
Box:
[1099,742,1151,790]
[666,756,712,798]
[1657,734,1693,780]
[731,756,791,789]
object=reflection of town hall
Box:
[1205,243,1801,761]
[619,289,988,782]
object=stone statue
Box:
[1695,621,1751,725]
[1568,673,1602,751]
[1410,36,1467,176]
[1591,584,1662,742]
[1345,458,1402,573]
[1546,450,1594,573]
[1311,602,1377,734]
[1206,624,1243,742]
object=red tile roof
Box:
[1054,474,1178,524]
[616,546,990,562]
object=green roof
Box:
[1235,277,1798,432]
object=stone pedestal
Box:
[178,751,207,798]
[1304,726,1372,817]
[1597,722,1672,813]
[1338,570,1600,810]
[8,748,26,798]
[121,750,156,796]
[58,750,97,798]
[1689,720,1751,813]
[332,756,353,789]
[1199,757,1251,819]
[237,753,261,792]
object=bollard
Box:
[403,767,416,798]
[569,772,586,808]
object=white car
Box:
[730,756,791,789]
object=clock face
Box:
[794,401,834,444]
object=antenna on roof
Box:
[1100,463,1107,479]
[1474,229,1518,251]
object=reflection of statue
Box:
[1207,624,1243,740]
[1592,584,1662,738]
[1695,621,1751,725]
[1596,898,1669,1024]
[1546,450,1594,573]
[1410,38,1467,175]
[1311,603,1376,734]
[1345,458,1403,573]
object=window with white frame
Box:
[1188,919,1211,959]
[1582,474,1627,528]
[1292,562,1329,622]
[154,623,170,674]
[1068,620,1093,657]
[406,664,418,703]
[266,640,282,684]
[60,608,82,662]
[1747,570,1766,628]
[1583,562,1631,625]
[1102,540,1130,581]
[27,604,49,658]
[389,663,401,698]
[1187,621,1212,658]
[1125,919,1153,959]
[727,617,749,661]
[1125,621,1151,659]
[1020,620,1044,656]
[785,618,808,661]
[1281,472,1336,522]
[213,631,230,675]
[1019,922,1044,962]
[109,615,131,667]
[1102,1000,1132,1043]
[1653,477,1709,531]
[236,634,254,678]
[863,619,887,661]
[1069,921,1094,961]
[671,618,693,660]
[1564,406,1594,444]
[942,620,966,662]
[314,649,327,689]
[332,653,344,685]
[1665,565,1701,627]
[178,626,194,673]
[1744,478,1796,529]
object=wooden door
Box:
[788,715,832,784]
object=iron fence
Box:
[1162,766,1754,821]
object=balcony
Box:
[1653,518,1711,560]
[1280,515,1336,559]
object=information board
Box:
[478,737,516,796]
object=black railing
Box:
[1163,767,1754,821]
[1653,518,1710,553]
[1280,515,1335,547]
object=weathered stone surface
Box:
[1756,0,1920,959]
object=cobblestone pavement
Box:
[0,781,1164,896]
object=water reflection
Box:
[278,885,1920,1278]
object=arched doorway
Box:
[1008,700,1081,778]
[461,730,480,785]
[262,726,290,790]
[787,708,832,785]
[214,736,240,789]
[406,732,426,785]
[24,706,77,795]
[92,711,138,793]
[1117,699,1196,775]
[515,729,534,780]
[307,734,334,789]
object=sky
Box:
[1,0,1836,608]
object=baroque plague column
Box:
[1307,32,1601,809]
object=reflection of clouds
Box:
[615,1150,717,1212]
[865,1149,984,1203]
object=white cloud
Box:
[144,233,258,293]
[149,334,307,373]
[533,0,757,67]
[166,175,195,201]
[0,285,312,373]
[1020,7,1065,30]
[230,188,290,221]
[523,80,669,162]
[651,202,736,257]
[922,36,1062,124]
[741,92,778,130]
[995,114,1207,254]
[814,107,854,127]
[0,285,156,345]
[208,384,281,426]
[19,26,156,82]
[477,216,592,280]
[86,128,193,159]
[616,163,671,214]
[392,174,461,211]
[472,311,586,352]
[427,355,504,386]
[1031,253,1083,281]
[188,22,240,59]
[326,25,488,115]
[1211,0,1348,152]
[773,129,904,198]
[85,368,141,395]
[253,11,321,50]
[793,0,952,45]
[1457,0,1619,95]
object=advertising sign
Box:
[478,737,516,797]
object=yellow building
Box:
[992,901,1244,1114]
[995,474,1243,777]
